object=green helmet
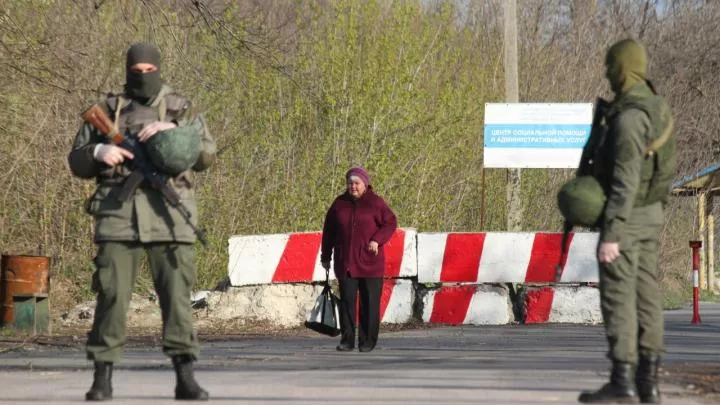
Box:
[145,117,203,176]
[557,176,606,227]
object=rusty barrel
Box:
[0,254,50,326]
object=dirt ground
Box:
[0,318,431,352]
[663,363,720,403]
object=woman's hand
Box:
[368,241,379,256]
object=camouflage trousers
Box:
[86,241,200,362]
[599,203,665,364]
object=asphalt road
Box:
[0,303,718,404]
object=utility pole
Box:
[504,0,522,231]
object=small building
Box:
[672,162,720,291]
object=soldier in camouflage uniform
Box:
[559,39,676,404]
[68,42,215,401]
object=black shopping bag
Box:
[304,271,341,337]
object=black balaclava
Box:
[124,42,163,104]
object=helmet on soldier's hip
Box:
[557,176,606,227]
[145,118,202,176]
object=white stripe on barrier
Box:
[464,289,513,325]
[559,233,600,282]
[415,233,447,283]
[420,290,435,323]
[228,234,290,286]
[477,233,534,282]
[382,280,414,324]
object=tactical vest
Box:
[106,89,190,136]
[100,88,191,180]
[582,84,676,207]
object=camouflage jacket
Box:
[68,85,216,243]
[596,83,675,243]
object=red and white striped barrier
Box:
[522,286,601,324]
[379,279,414,323]
[421,285,512,325]
[417,232,599,284]
[336,279,415,324]
[228,228,417,286]
[225,230,604,326]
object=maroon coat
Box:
[321,188,398,279]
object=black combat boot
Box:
[578,361,639,403]
[85,362,113,401]
[172,355,209,401]
[636,355,661,403]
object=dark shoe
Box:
[358,345,375,353]
[637,355,661,403]
[85,362,113,401]
[578,361,638,403]
[172,355,209,401]
[336,343,354,352]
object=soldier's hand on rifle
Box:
[94,144,134,167]
[137,121,177,142]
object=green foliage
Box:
[0,0,714,311]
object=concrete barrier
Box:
[419,284,513,325]
[522,286,602,324]
[417,232,599,283]
[228,228,417,286]
[221,230,602,327]
[195,279,415,327]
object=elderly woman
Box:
[320,167,398,352]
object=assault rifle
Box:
[81,104,209,247]
[576,97,611,177]
[555,97,610,282]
